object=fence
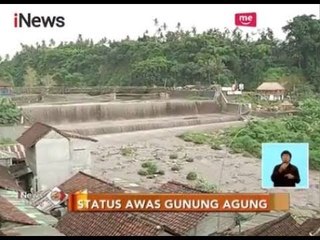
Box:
[12,86,168,95]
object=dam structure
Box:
[20,92,242,136]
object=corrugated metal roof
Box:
[0,189,58,226]
[0,150,16,159]
[0,144,26,160]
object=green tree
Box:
[24,67,39,87]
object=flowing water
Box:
[22,100,222,125]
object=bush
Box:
[141,161,154,168]
[169,153,178,159]
[195,178,218,192]
[186,172,197,181]
[140,161,158,174]
[179,98,320,170]
[138,169,148,176]
[146,163,158,175]
[171,165,181,171]
[0,98,22,125]
[157,170,165,175]
[120,147,135,156]
[211,144,222,150]
[185,157,194,162]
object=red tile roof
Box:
[0,165,23,191]
[17,122,97,148]
[56,176,210,236]
[58,171,124,194]
[56,172,161,236]
[156,180,210,193]
[299,219,320,236]
[242,213,320,236]
[139,181,209,235]
[56,212,162,236]
[0,196,38,225]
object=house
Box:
[0,80,13,96]
[55,172,236,236]
[224,212,320,236]
[0,165,23,192]
[140,181,236,236]
[256,82,285,101]
[0,165,63,236]
[240,213,320,236]
[0,189,64,236]
[16,122,98,192]
[55,172,167,236]
[8,163,33,192]
[0,150,15,167]
[0,143,26,167]
[279,100,294,111]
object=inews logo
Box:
[14,13,65,28]
[235,12,257,27]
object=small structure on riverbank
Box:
[256,82,285,101]
[279,100,294,111]
[0,81,13,96]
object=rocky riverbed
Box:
[91,122,320,215]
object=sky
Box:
[0,4,319,58]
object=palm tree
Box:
[192,26,197,36]
[162,22,167,31]
[49,38,56,47]
[153,18,158,27]
[176,22,181,31]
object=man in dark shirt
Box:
[271,150,300,187]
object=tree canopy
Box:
[0,14,319,90]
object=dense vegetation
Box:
[180,98,320,171]
[0,98,22,125]
[0,15,319,90]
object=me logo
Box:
[235,12,257,27]
[14,13,65,28]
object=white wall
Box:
[35,131,70,190]
[26,147,37,177]
[69,139,92,175]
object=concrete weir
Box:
[21,100,241,135]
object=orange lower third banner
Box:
[67,193,289,212]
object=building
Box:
[279,100,294,111]
[8,162,33,192]
[56,172,236,236]
[223,211,320,236]
[0,165,23,192]
[256,82,285,101]
[0,150,15,167]
[0,166,63,236]
[240,213,320,236]
[140,181,236,236]
[0,143,26,166]
[16,122,98,192]
[55,172,166,236]
[0,80,13,96]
